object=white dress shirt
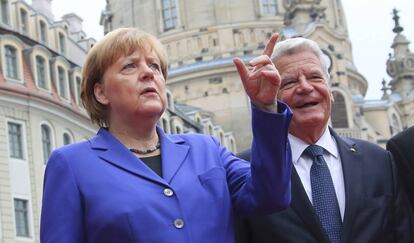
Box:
[289,128,345,220]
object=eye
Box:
[281,80,297,89]
[149,63,161,72]
[308,73,324,81]
[122,63,136,70]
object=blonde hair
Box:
[80,28,168,127]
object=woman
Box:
[40,28,292,243]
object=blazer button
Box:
[163,188,174,197]
[174,218,185,229]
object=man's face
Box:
[275,51,333,138]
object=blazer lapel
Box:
[158,127,190,184]
[290,168,330,242]
[90,128,167,186]
[330,128,362,243]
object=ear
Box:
[94,83,109,105]
[330,90,335,103]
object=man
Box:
[387,126,414,207]
[236,37,413,243]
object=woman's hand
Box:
[233,33,281,112]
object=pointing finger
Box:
[262,33,279,57]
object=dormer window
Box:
[57,66,68,98]
[39,20,47,44]
[1,0,9,24]
[20,9,28,34]
[36,56,47,89]
[58,32,66,54]
[4,45,18,79]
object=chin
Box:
[294,116,326,127]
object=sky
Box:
[31,0,414,100]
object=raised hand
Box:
[233,33,281,112]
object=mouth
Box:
[141,87,158,95]
[295,101,318,109]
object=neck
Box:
[290,125,328,144]
[109,121,159,151]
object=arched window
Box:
[58,32,66,54]
[175,125,182,134]
[41,124,52,164]
[1,0,9,24]
[75,76,82,105]
[4,45,18,79]
[208,124,214,135]
[63,132,72,145]
[390,114,401,136]
[331,91,348,128]
[230,138,236,153]
[39,20,47,43]
[20,8,28,34]
[57,66,67,98]
[166,91,173,109]
[36,56,47,89]
[219,131,225,145]
[161,118,170,133]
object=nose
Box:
[139,64,155,81]
[296,76,313,94]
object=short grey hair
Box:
[271,37,330,79]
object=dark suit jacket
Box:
[236,128,414,243]
[387,126,414,207]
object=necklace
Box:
[129,142,160,155]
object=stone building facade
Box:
[101,0,413,150]
[0,0,236,242]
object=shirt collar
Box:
[289,127,339,165]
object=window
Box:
[8,122,23,159]
[4,45,18,79]
[14,199,30,237]
[262,0,277,15]
[208,124,214,135]
[20,9,28,34]
[75,76,82,105]
[331,91,348,128]
[174,125,182,134]
[390,114,401,135]
[41,124,52,164]
[57,66,67,98]
[39,20,47,43]
[161,0,177,31]
[63,133,72,145]
[36,56,47,89]
[1,0,9,24]
[58,32,65,53]
[162,118,169,133]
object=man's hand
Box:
[233,33,281,112]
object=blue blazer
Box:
[40,103,292,243]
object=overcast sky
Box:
[37,0,413,100]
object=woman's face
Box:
[94,48,167,125]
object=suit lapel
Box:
[290,168,330,242]
[330,128,362,242]
[90,128,167,186]
[157,127,190,184]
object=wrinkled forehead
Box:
[108,42,160,65]
[276,52,323,74]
